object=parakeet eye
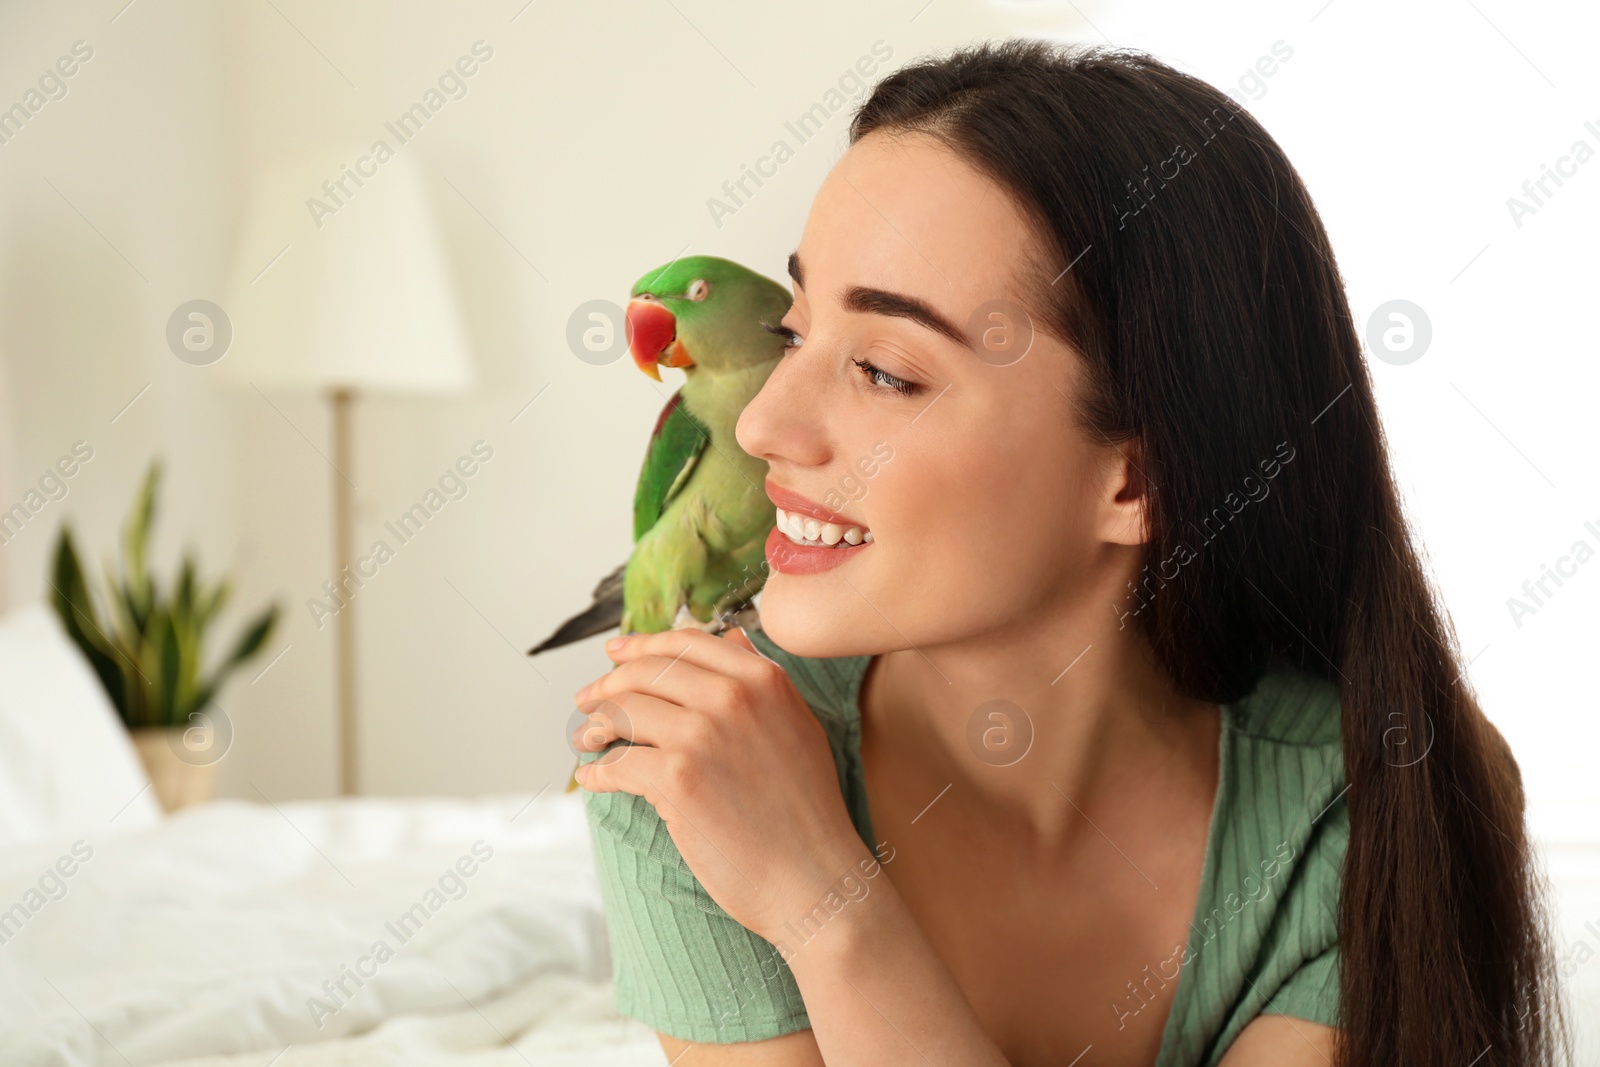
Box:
[687,279,710,301]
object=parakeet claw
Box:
[672,604,721,632]
[667,601,761,635]
[724,602,761,633]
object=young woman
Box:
[570,40,1567,1067]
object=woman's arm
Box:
[655,1006,1341,1065]
[657,1030,824,1066]
[1219,1016,1338,1064]
[651,851,1009,1066]
[771,839,1010,1066]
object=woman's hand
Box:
[572,627,871,944]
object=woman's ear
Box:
[1101,437,1149,548]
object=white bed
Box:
[0,602,668,1066]
[0,791,672,1067]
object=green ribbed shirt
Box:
[580,628,1348,1065]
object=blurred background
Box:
[0,0,1596,1060]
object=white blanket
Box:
[6,787,1592,1064]
[0,791,666,1067]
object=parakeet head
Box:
[626,255,793,380]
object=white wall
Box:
[0,0,1594,847]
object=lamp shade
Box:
[221,149,474,394]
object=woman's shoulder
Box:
[1223,663,1343,748]
[1214,662,1348,891]
[1161,665,1349,1062]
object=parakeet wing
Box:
[633,390,711,542]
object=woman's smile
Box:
[764,477,875,574]
[763,524,871,574]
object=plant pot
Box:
[131,727,219,812]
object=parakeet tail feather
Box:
[527,563,626,655]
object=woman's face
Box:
[735,130,1141,660]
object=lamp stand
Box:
[330,386,359,796]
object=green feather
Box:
[632,392,711,543]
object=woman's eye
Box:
[761,320,803,351]
[760,321,921,397]
[851,357,921,397]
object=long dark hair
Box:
[851,39,1567,1066]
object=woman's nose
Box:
[736,351,830,468]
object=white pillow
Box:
[0,600,162,847]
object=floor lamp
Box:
[224,151,474,795]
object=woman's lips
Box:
[765,525,872,575]
[763,478,874,575]
[764,478,868,529]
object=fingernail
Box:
[574,686,590,703]
[605,636,626,650]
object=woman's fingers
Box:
[577,651,751,716]
[722,627,759,654]
[570,628,788,802]
[577,740,666,798]
[571,692,686,751]
[579,741,713,814]
[600,627,771,684]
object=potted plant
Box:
[50,460,280,812]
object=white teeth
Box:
[774,507,871,549]
[777,509,805,540]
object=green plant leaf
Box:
[172,596,202,721]
[194,604,279,710]
[152,607,181,728]
[176,554,196,620]
[196,577,231,629]
[118,648,147,730]
[123,461,160,625]
[50,527,128,723]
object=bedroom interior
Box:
[0,0,1596,1064]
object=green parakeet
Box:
[527,256,792,789]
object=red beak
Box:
[626,299,694,381]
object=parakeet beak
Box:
[627,299,695,381]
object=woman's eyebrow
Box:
[786,249,970,349]
[844,286,970,348]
